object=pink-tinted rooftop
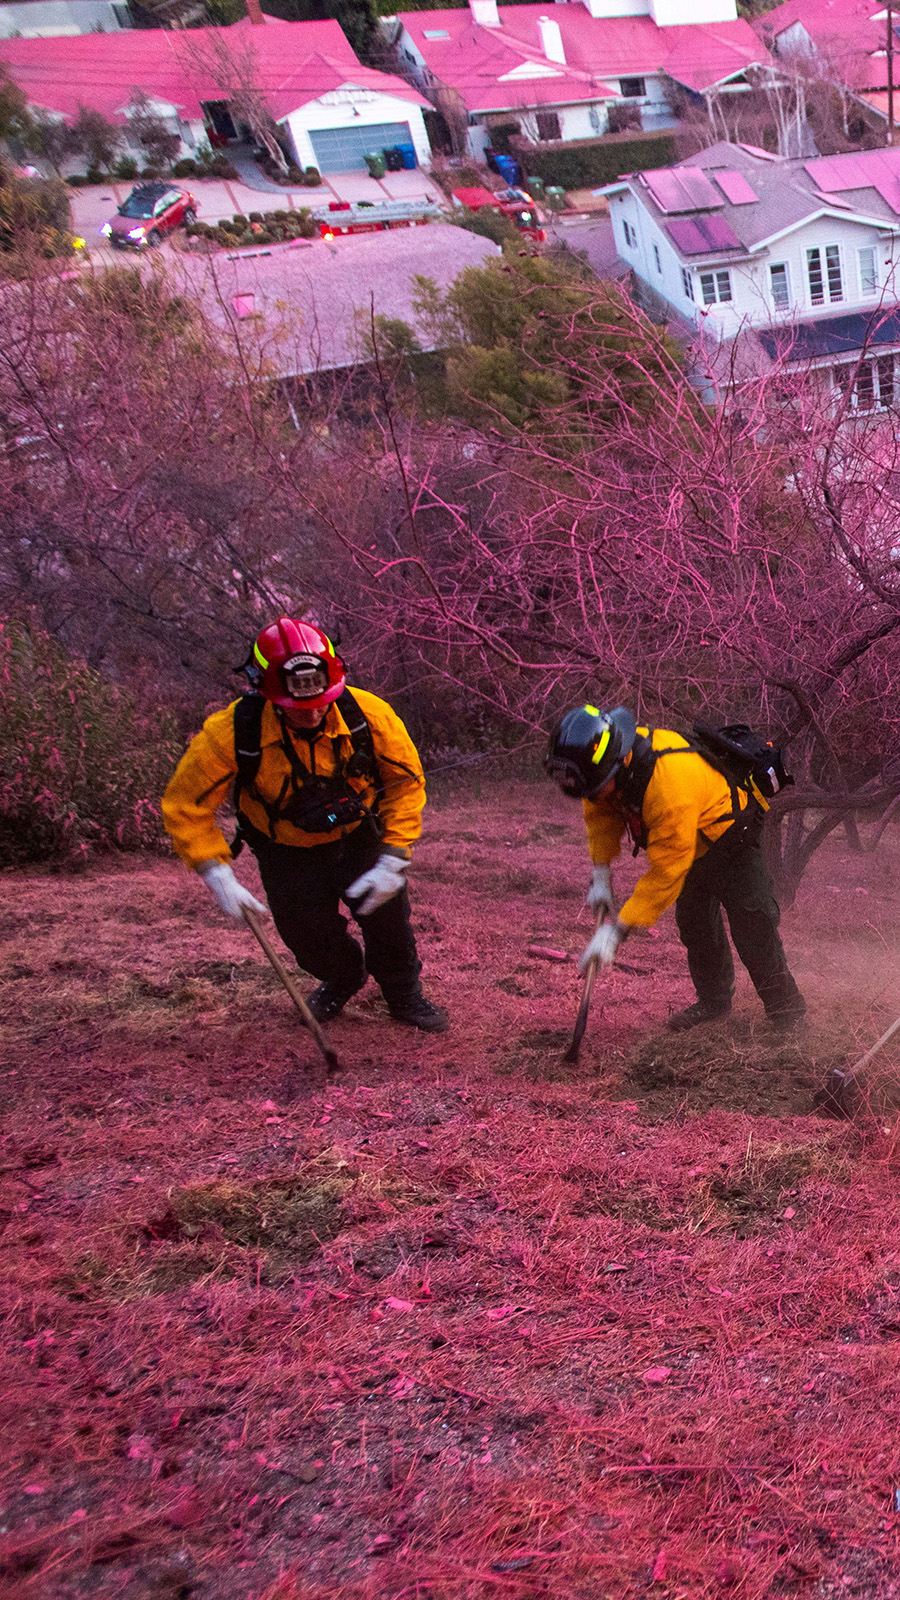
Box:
[0,18,428,126]
[397,4,767,112]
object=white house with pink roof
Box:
[0,16,433,173]
[606,140,900,409]
[393,0,770,159]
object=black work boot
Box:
[385,987,449,1033]
[766,1000,806,1033]
[307,978,364,1024]
[667,999,732,1033]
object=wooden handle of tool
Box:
[243,906,339,1071]
[847,1010,900,1079]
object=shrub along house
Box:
[0,15,432,175]
[605,140,900,410]
[392,0,769,163]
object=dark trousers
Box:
[674,826,804,1019]
[250,825,421,1002]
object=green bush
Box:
[232,213,248,228]
[0,174,72,257]
[519,132,678,192]
[0,618,181,865]
[248,210,263,223]
[172,157,199,178]
[453,206,519,247]
[113,154,139,181]
[302,167,321,186]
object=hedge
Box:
[513,132,679,193]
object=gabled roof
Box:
[617,140,900,263]
[397,4,767,113]
[0,17,428,125]
[757,0,892,97]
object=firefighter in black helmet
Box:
[545,705,805,1032]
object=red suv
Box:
[102,183,197,249]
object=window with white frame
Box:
[622,218,637,248]
[653,242,662,274]
[770,262,790,310]
[699,269,732,305]
[681,266,694,301]
[619,76,646,98]
[832,354,896,411]
[807,244,843,305]
[858,245,878,298]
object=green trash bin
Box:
[545,185,565,211]
[526,174,545,198]
[365,151,386,178]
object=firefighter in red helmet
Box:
[162,618,447,1033]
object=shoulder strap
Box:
[335,688,380,790]
[230,693,267,855]
[233,693,265,797]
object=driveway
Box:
[70,168,446,263]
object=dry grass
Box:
[2,786,900,1597]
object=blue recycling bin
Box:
[494,152,522,187]
[397,142,417,170]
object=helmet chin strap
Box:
[281,704,328,730]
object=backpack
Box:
[616,721,793,855]
[230,688,380,855]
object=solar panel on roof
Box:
[712,169,758,205]
[666,214,742,255]
[642,165,722,214]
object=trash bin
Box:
[545,185,566,211]
[365,151,385,178]
[494,153,521,186]
[526,174,544,197]
[383,146,405,172]
[397,142,417,170]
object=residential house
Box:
[0,16,432,172]
[758,0,895,130]
[393,0,770,161]
[605,140,900,409]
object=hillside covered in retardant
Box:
[3,786,900,1599]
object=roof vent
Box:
[470,0,501,26]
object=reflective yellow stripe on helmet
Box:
[591,727,611,765]
[584,703,600,716]
[323,636,335,657]
[253,642,269,669]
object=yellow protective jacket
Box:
[583,727,748,930]
[162,688,425,870]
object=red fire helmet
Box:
[251,617,346,711]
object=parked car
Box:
[101,183,197,249]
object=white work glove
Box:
[347,852,409,916]
[578,920,625,972]
[586,864,614,916]
[197,861,268,921]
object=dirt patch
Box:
[620,1020,846,1118]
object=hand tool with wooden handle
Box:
[243,906,340,1075]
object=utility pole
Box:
[889,0,895,146]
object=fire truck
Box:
[450,185,547,243]
[313,198,442,240]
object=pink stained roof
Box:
[711,168,758,205]
[397,4,767,111]
[757,0,891,96]
[0,19,428,126]
[805,148,900,217]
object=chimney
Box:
[246,0,264,23]
[470,0,501,26]
[537,13,565,62]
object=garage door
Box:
[309,121,412,172]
